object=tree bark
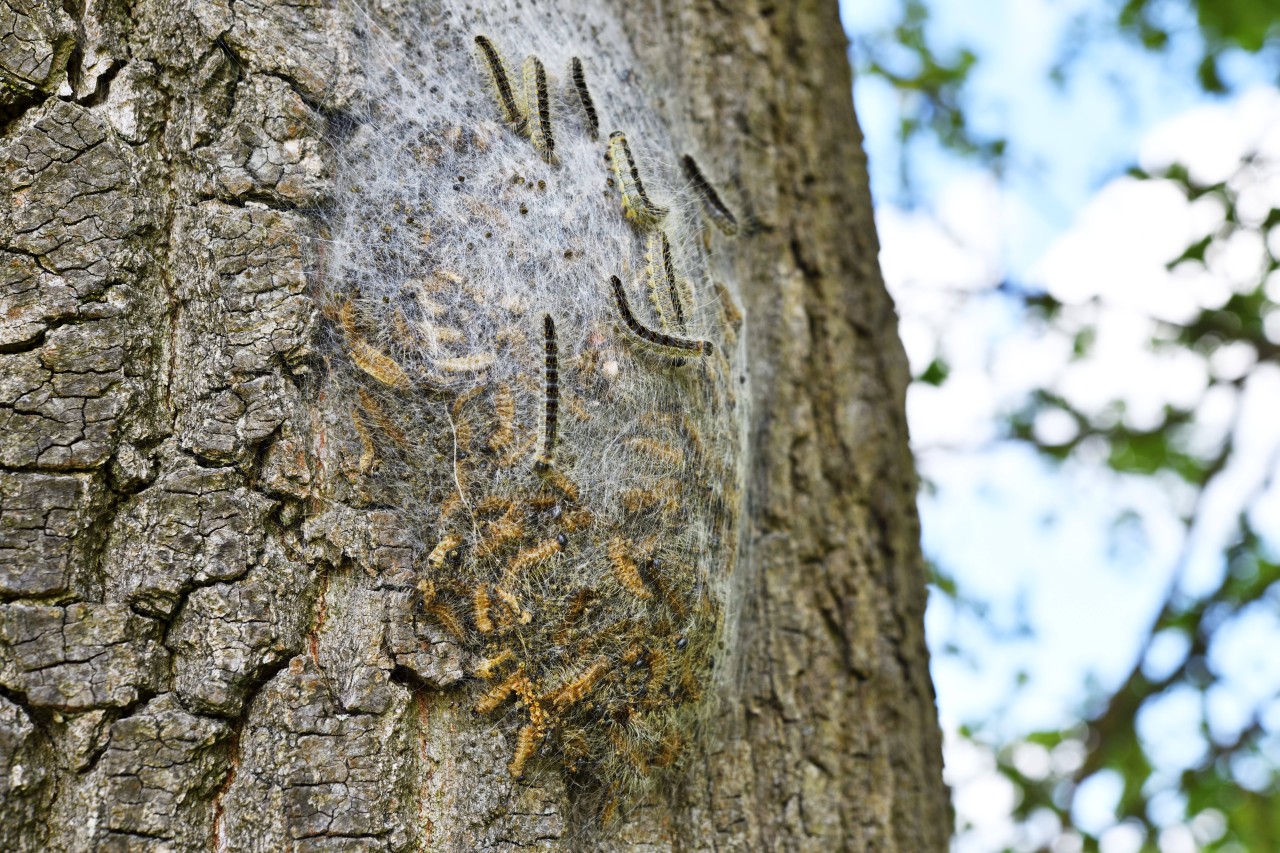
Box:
[0,0,948,850]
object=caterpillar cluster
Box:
[240,2,750,818]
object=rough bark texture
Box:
[0,0,948,850]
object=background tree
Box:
[0,0,947,849]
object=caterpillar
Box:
[569,57,599,138]
[644,232,677,330]
[608,131,669,228]
[644,230,686,329]
[349,338,411,389]
[607,537,653,599]
[522,55,555,162]
[544,656,610,710]
[474,35,526,133]
[534,314,559,470]
[609,275,713,356]
[681,154,740,236]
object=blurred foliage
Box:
[855,1,1280,851]
[1113,0,1280,91]
[850,0,1007,194]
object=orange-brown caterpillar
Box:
[569,57,599,138]
[609,275,712,356]
[474,35,526,133]
[544,656,610,710]
[475,669,524,714]
[488,384,515,452]
[522,55,555,162]
[534,314,559,470]
[608,131,669,228]
[681,154,739,236]
[626,437,686,468]
[505,535,565,579]
[473,586,495,634]
[474,648,512,678]
[607,537,652,599]
[349,338,411,388]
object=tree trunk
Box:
[0,0,948,850]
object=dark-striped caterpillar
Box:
[609,274,713,356]
[681,154,740,236]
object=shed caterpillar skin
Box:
[350,409,377,473]
[357,388,409,449]
[626,437,686,468]
[609,275,713,356]
[433,352,497,374]
[608,131,669,228]
[681,154,740,236]
[522,55,555,163]
[474,35,527,134]
[568,57,599,139]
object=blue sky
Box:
[839,1,1280,848]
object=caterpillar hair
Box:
[681,154,739,236]
[474,35,527,134]
[607,131,669,228]
[569,57,599,138]
[535,313,559,470]
[609,275,712,356]
[522,55,555,162]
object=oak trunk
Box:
[0,0,948,849]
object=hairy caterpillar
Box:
[681,154,740,236]
[609,275,713,356]
[569,57,600,139]
[522,55,555,162]
[475,35,526,133]
[608,131,670,227]
[535,314,559,471]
